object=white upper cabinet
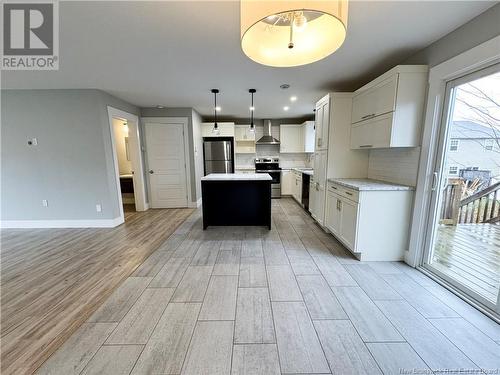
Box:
[350,65,428,149]
[234,125,256,154]
[202,122,235,137]
[351,74,398,123]
[280,125,304,153]
[303,121,315,153]
[280,121,315,153]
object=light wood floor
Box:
[33,199,500,375]
[434,224,500,304]
[0,207,194,375]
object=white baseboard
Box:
[0,217,124,229]
[188,198,202,208]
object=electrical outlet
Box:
[96,204,102,212]
[42,199,48,207]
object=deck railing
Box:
[458,181,500,224]
[440,180,500,225]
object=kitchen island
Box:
[201,173,272,229]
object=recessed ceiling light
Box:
[156,105,165,109]
[215,106,221,112]
[250,106,255,111]
[283,106,289,111]
[290,96,297,102]
[280,84,290,90]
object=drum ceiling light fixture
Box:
[240,0,348,67]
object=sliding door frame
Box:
[407,35,500,320]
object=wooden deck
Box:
[434,223,500,304]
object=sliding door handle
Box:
[431,172,438,191]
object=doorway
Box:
[108,107,147,223]
[143,118,190,208]
[422,64,500,316]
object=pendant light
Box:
[249,89,256,132]
[211,89,220,134]
[240,0,348,67]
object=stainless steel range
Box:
[255,157,281,198]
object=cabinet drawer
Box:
[328,182,359,203]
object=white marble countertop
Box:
[328,178,414,191]
[201,173,272,181]
[291,168,314,176]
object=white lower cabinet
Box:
[325,191,341,236]
[292,171,302,203]
[326,190,358,250]
[281,170,294,195]
[338,198,358,250]
[325,181,413,261]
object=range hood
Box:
[256,120,280,145]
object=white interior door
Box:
[145,122,188,208]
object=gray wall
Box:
[403,3,500,67]
[1,89,139,221]
[140,107,198,205]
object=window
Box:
[449,166,458,175]
[485,139,494,151]
[449,139,459,151]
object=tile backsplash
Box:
[368,147,420,187]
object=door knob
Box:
[149,170,154,174]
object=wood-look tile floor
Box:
[0,207,194,375]
[21,199,500,374]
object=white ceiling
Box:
[2,1,495,118]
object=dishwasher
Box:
[301,173,311,210]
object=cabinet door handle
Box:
[149,170,154,174]
[361,113,376,119]
[345,191,353,196]
[359,145,373,148]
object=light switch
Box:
[28,138,38,146]
[42,199,48,207]
[96,204,102,212]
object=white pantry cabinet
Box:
[202,122,235,137]
[310,150,327,224]
[281,170,294,195]
[325,181,413,261]
[350,65,428,149]
[309,93,368,226]
[314,96,329,151]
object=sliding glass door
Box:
[422,63,500,316]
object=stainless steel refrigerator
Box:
[203,139,234,175]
